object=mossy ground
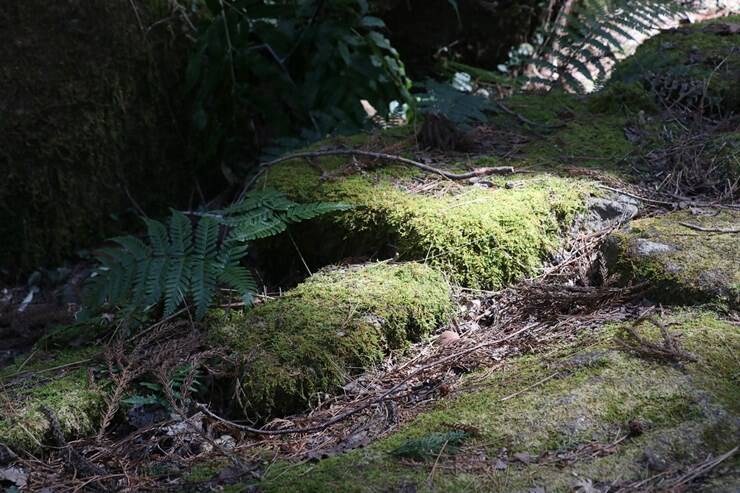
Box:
[606,209,740,307]
[0,347,106,454]
[208,262,453,419]
[608,15,740,113]
[249,310,739,492]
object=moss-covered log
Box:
[208,262,453,419]
[260,137,589,290]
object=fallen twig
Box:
[239,149,517,199]
[679,222,740,234]
[596,184,740,210]
[616,446,738,492]
[661,446,738,489]
[264,150,515,180]
[499,372,560,402]
[615,316,697,363]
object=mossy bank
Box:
[0,347,106,454]
[261,151,590,290]
[252,310,739,492]
[605,210,740,307]
[208,262,453,419]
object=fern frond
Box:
[83,189,347,320]
[532,0,693,92]
[283,202,353,223]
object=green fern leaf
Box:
[84,189,348,321]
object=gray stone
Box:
[631,239,676,257]
[588,197,639,223]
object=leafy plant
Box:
[417,79,495,129]
[83,189,350,320]
[187,0,412,168]
[123,364,204,410]
[391,430,469,461]
[530,0,691,93]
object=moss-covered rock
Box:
[608,15,740,113]
[262,143,589,289]
[605,210,740,307]
[0,348,106,454]
[257,310,740,492]
[208,262,453,419]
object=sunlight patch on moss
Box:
[605,210,740,307]
[257,310,739,492]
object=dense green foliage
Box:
[417,79,495,128]
[82,189,350,320]
[187,0,412,166]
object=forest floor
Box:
[1,16,739,493]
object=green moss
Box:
[588,81,659,114]
[493,90,635,172]
[257,310,739,492]
[208,262,453,419]
[264,158,588,289]
[609,16,740,112]
[185,461,227,483]
[33,319,112,352]
[606,210,740,306]
[0,349,106,454]
[526,112,633,170]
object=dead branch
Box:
[238,148,519,199]
[615,316,697,363]
[259,149,514,179]
[679,222,740,234]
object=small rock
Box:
[588,197,639,224]
[513,452,532,464]
[632,239,675,256]
[0,466,27,489]
[215,434,236,450]
[465,299,482,314]
[437,330,460,346]
[126,404,169,429]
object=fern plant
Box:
[122,364,204,410]
[530,0,690,93]
[83,189,350,320]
